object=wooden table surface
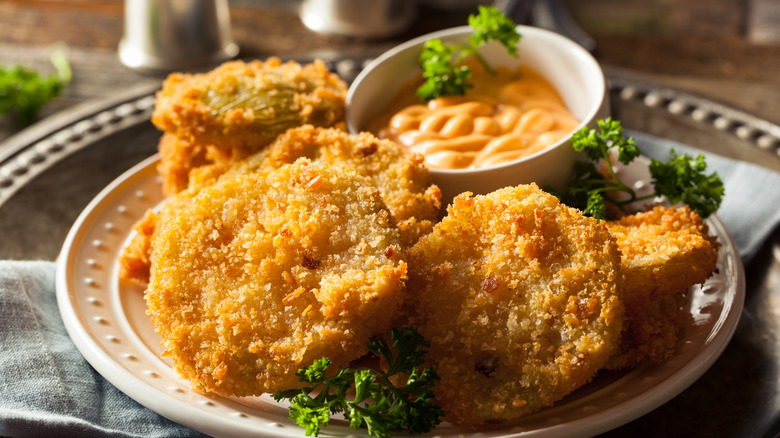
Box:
[1,0,779,144]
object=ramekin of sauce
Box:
[347,25,608,205]
[367,60,580,170]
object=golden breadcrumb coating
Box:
[606,204,720,303]
[151,58,347,195]
[155,133,258,196]
[405,184,624,427]
[152,57,346,150]
[118,209,158,285]
[210,125,442,247]
[119,126,441,285]
[155,133,209,196]
[604,204,719,369]
[145,159,407,396]
[605,292,692,370]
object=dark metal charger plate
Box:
[0,57,778,437]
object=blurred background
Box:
[0,0,778,139]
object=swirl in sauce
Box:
[367,63,579,170]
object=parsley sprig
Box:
[417,5,520,101]
[556,118,724,220]
[0,49,72,125]
[272,327,443,438]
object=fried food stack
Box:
[119,59,441,284]
[152,57,347,195]
[401,197,719,427]
[121,58,443,398]
[605,204,720,369]
[405,185,625,426]
[124,58,721,429]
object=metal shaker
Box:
[299,0,416,38]
[119,0,239,73]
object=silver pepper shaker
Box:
[299,0,416,38]
[119,0,239,74]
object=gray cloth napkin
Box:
[0,261,206,438]
[1,134,779,437]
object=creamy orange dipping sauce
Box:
[367,62,580,169]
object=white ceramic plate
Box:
[56,154,745,438]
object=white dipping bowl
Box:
[346,25,608,205]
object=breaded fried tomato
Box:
[216,125,442,247]
[604,204,719,369]
[145,159,407,396]
[119,126,440,285]
[152,57,346,150]
[606,204,719,303]
[406,184,623,427]
[152,58,347,195]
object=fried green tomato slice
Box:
[151,57,347,150]
[145,159,407,397]
[119,126,441,285]
[198,125,442,247]
[603,204,717,370]
[405,184,624,427]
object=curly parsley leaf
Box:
[467,5,521,57]
[417,5,520,101]
[650,150,724,218]
[273,327,443,438]
[571,118,640,164]
[0,48,72,125]
[417,40,473,101]
[557,117,724,220]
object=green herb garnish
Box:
[417,5,520,101]
[0,49,72,125]
[273,327,443,438]
[555,118,724,220]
